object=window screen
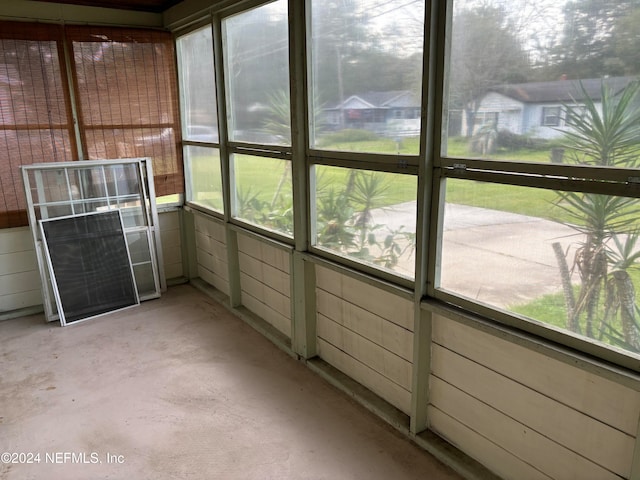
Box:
[40,210,139,325]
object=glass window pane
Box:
[223,1,291,145]
[185,146,223,212]
[232,154,293,236]
[313,165,416,278]
[309,0,424,154]
[443,0,640,166]
[438,179,640,357]
[177,26,219,143]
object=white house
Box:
[471,76,637,139]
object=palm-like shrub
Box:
[555,80,640,351]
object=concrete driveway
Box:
[371,202,581,309]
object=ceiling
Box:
[36,0,183,13]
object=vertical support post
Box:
[226,228,242,308]
[61,29,85,161]
[410,0,443,434]
[287,0,316,358]
[629,410,640,480]
[179,208,198,280]
[291,251,317,358]
[411,306,433,434]
[212,17,232,226]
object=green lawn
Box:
[511,266,640,351]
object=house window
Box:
[440,0,640,366]
[313,165,417,279]
[224,1,290,147]
[177,26,222,212]
[223,0,293,237]
[473,111,498,128]
[308,0,424,155]
[542,106,561,126]
[308,0,423,280]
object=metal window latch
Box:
[628,176,640,184]
[397,158,408,169]
[452,163,467,171]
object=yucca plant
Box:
[555,80,640,351]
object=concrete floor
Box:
[0,285,461,480]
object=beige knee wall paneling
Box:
[0,227,41,315]
[315,265,414,414]
[158,210,183,280]
[237,233,291,339]
[429,314,639,480]
[194,213,229,296]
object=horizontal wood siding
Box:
[317,338,411,414]
[428,406,553,480]
[430,314,639,480]
[194,214,229,296]
[159,210,183,280]
[316,265,413,414]
[237,233,291,338]
[0,227,41,313]
[316,266,413,331]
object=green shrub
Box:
[496,129,549,151]
[316,129,381,146]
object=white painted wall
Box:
[429,314,639,480]
[237,233,292,339]
[159,209,183,281]
[315,265,414,414]
[0,227,41,318]
[193,213,229,296]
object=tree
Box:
[547,0,640,79]
[448,5,530,136]
[224,2,290,134]
[310,0,423,107]
[612,7,640,76]
[553,80,640,351]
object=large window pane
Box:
[185,146,223,211]
[443,0,640,165]
[223,1,290,145]
[177,26,219,144]
[438,179,640,357]
[313,165,416,278]
[309,0,424,154]
[232,155,292,237]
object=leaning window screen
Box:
[40,210,139,325]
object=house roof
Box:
[489,77,637,103]
[330,90,420,109]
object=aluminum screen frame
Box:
[39,210,139,326]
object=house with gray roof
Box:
[471,76,637,139]
[324,90,421,136]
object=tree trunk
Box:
[552,242,579,333]
[612,270,640,352]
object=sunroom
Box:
[2,0,640,479]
